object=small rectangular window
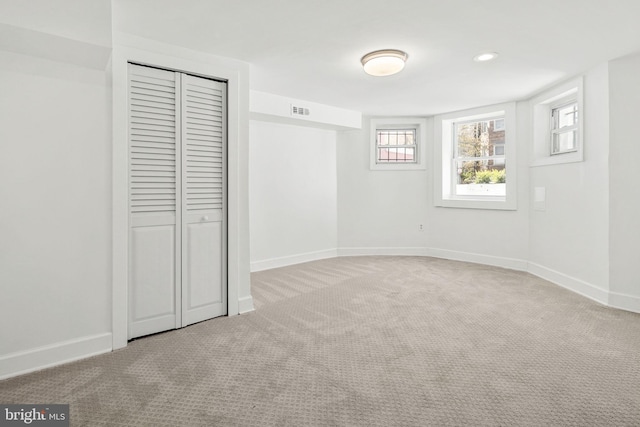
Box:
[530,77,583,167]
[376,128,417,163]
[493,118,505,131]
[551,101,578,155]
[370,117,426,171]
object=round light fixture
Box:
[473,52,499,62]
[361,49,408,76]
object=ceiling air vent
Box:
[291,105,310,117]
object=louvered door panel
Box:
[184,77,224,212]
[181,74,227,325]
[129,66,178,215]
[128,64,181,339]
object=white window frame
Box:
[493,118,505,131]
[434,102,517,210]
[370,117,427,171]
[550,100,578,155]
[452,115,506,197]
[376,127,418,164]
[530,76,583,167]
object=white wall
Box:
[337,114,528,268]
[0,0,112,47]
[528,63,610,301]
[426,103,530,267]
[0,5,254,377]
[609,52,640,311]
[250,90,361,130]
[250,120,338,270]
[0,47,112,375]
[337,117,429,253]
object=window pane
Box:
[553,103,578,129]
[376,129,417,163]
[378,147,415,162]
[378,129,416,145]
[552,130,577,154]
[404,147,415,161]
[456,160,506,196]
[456,159,506,189]
[455,118,505,158]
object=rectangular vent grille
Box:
[291,105,310,116]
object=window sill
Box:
[371,163,425,171]
[436,196,517,211]
[530,151,583,167]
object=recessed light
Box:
[361,49,408,76]
[473,52,499,62]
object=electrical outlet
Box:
[418,224,424,231]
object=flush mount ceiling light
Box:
[361,49,408,76]
[473,52,499,62]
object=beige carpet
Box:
[1,256,639,426]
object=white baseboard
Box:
[337,247,527,271]
[251,247,639,315]
[337,247,429,257]
[608,291,640,313]
[0,332,112,380]
[527,262,609,306]
[424,247,528,271]
[250,248,338,272]
[238,295,255,314]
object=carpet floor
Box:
[1,256,639,426]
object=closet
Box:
[127,63,227,339]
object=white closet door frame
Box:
[112,46,248,351]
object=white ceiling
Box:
[115,0,640,116]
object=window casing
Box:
[434,102,517,210]
[531,76,583,167]
[370,117,427,171]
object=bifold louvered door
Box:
[128,63,227,339]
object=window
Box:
[434,102,517,210]
[376,128,417,163]
[370,117,427,170]
[531,76,583,166]
[453,115,506,197]
[551,101,578,155]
